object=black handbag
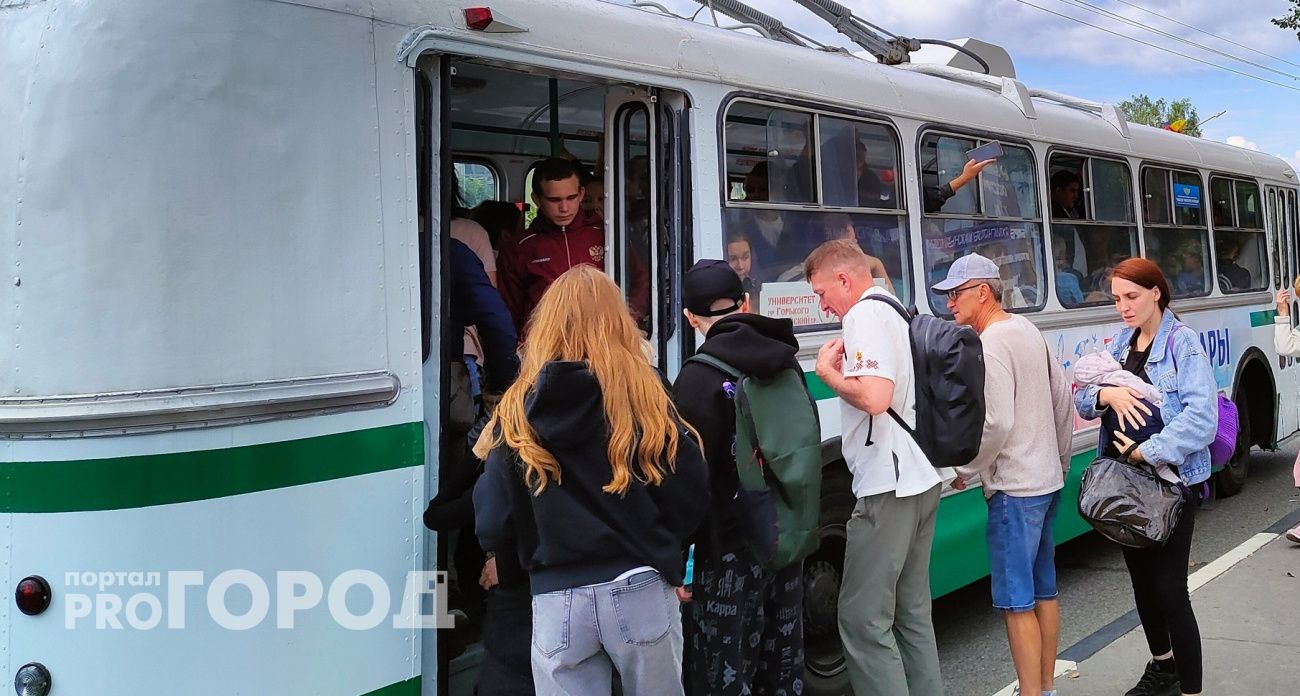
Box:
[1077,454,1185,549]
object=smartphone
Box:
[965,141,1004,163]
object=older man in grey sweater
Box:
[932,253,1073,696]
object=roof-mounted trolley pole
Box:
[786,0,918,63]
[686,0,810,46]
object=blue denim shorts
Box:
[987,491,1060,612]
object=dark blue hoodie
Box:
[472,361,710,595]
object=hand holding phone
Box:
[965,141,1004,163]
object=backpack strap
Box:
[685,353,742,380]
[855,294,921,445]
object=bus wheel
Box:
[1217,393,1251,498]
[804,467,854,696]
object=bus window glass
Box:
[723,102,815,204]
[1210,177,1234,228]
[923,220,1046,311]
[1173,171,1204,226]
[1270,189,1282,287]
[1090,159,1134,222]
[1216,230,1267,292]
[1142,168,1171,224]
[1049,156,1086,219]
[819,117,900,209]
[981,146,1038,219]
[454,161,498,208]
[1235,180,1263,229]
[920,134,979,215]
[1147,229,1210,298]
[1049,156,1138,307]
[723,102,911,332]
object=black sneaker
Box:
[1124,659,1180,696]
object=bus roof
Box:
[344,0,1294,182]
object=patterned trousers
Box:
[683,545,804,696]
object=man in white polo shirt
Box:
[805,239,944,696]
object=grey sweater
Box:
[956,314,1074,497]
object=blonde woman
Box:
[1274,279,1300,544]
[472,265,710,696]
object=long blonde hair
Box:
[473,265,700,495]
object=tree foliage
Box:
[1274,1,1300,39]
[1118,94,1202,137]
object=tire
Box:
[1216,392,1251,498]
[803,467,855,696]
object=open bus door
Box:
[1266,185,1300,438]
[604,88,691,377]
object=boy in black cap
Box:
[673,260,806,696]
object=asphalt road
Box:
[934,438,1300,696]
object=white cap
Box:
[930,253,1001,292]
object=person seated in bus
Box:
[922,157,996,213]
[1050,170,1084,219]
[498,157,648,334]
[473,265,709,696]
[726,231,761,304]
[1216,237,1252,290]
[1054,246,1086,307]
[470,199,524,250]
[1172,242,1207,296]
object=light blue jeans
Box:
[531,570,684,696]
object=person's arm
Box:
[647,427,712,544]
[955,349,1013,481]
[672,364,734,494]
[452,242,519,392]
[1049,349,1075,476]
[814,306,899,416]
[922,159,995,213]
[1134,329,1218,467]
[471,447,517,554]
[1274,290,1300,357]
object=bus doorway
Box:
[419,56,691,694]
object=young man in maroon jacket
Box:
[499,157,649,333]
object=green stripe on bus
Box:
[362,677,420,696]
[1,422,422,513]
[805,372,836,401]
[1251,309,1278,327]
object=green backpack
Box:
[686,354,823,571]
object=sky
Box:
[610,0,1300,169]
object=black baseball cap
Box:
[684,260,745,316]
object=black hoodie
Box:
[671,314,801,545]
[473,361,710,595]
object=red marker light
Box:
[15,576,51,616]
[464,7,494,31]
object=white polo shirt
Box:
[840,287,942,499]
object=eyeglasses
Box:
[945,283,983,301]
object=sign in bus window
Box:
[1173,172,1204,226]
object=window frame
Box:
[1138,163,1212,299]
[717,94,913,333]
[1044,149,1139,309]
[916,127,1048,314]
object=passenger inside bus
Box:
[1050,169,1084,219]
[726,231,760,303]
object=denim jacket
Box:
[1074,309,1216,486]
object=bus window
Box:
[453,161,499,208]
[1048,154,1138,307]
[1211,176,1267,293]
[920,134,979,216]
[724,102,816,204]
[722,101,910,330]
[1142,167,1172,225]
[1142,166,1210,298]
[920,133,1045,315]
[819,117,899,209]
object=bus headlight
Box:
[14,663,51,696]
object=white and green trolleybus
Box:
[4,1,1298,694]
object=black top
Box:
[671,314,800,548]
[473,361,711,595]
[1123,331,1153,384]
